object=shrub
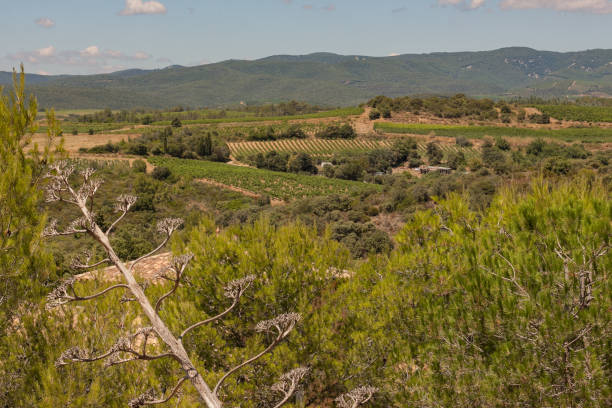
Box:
[210,144,231,162]
[426,142,443,165]
[151,166,171,180]
[447,151,466,170]
[381,106,392,118]
[455,136,472,147]
[131,159,147,173]
[495,137,511,151]
[315,123,356,139]
[171,117,182,128]
[71,129,78,135]
[88,128,94,135]
[287,152,317,174]
[369,109,381,120]
[127,143,148,156]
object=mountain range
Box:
[2,47,611,109]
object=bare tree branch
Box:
[128,377,189,408]
[335,386,378,408]
[107,194,138,235]
[70,250,110,270]
[46,277,129,310]
[128,218,182,273]
[155,254,193,314]
[57,328,178,369]
[180,275,256,340]
[271,367,310,408]
[213,313,301,397]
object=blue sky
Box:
[2,0,611,75]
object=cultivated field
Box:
[229,137,480,161]
[148,157,382,200]
[536,105,612,123]
[375,122,612,142]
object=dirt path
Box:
[354,108,375,135]
[196,178,285,206]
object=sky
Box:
[1,0,611,75]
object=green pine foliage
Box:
[0,68,60,406]
[324,176,611,407]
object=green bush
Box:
[315,123,356,139]
[131,159,147,173]
[151,166,171,180]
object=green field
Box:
[37,122,131,134]
[536,105,612,123]
[151,107,363,126]
[375,122,612,142]
[229,137,480,161]
[148,157,382,200]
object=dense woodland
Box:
[1,72,611,408]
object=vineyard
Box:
[228,138,480,161]
[375,122,612,142]
[147,157,382,200]
[229,138,391,157]
[536,105,612,123]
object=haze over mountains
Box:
[2,47,611,109]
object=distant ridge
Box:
[2,47,611,109]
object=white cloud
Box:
[389,53,400,57]
[81,46,100,57]
[119,0,167,16]
[439,0,612,13]
[5,46,157,74]
[438,0,486,9]
[105,49,124,58]
[38,46,56,57]
[133,51,151,60]
[500,0,612,14]
[35,17,55,28]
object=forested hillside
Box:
[2,47,612,109]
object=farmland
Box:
[228,137,480,161]
[536,105,612,123]
[374,122,612,142]
[147,157,382,200]
[150,107,363,126]
[229,138,392,157]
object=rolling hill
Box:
[2,47,611,109]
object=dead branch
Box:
[107,194,138,235]
[46,277,129,310]
[180,275,256,340]
[57,327,178,368]
[155,254,193,313]
[128,377,189,408]
[271,367,310,408]
[213,313,302,397]
[335,386,378,408]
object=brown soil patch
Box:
[28,132,132,153]
[76,252,172,282]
